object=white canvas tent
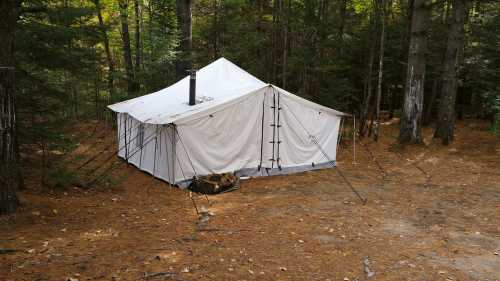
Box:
[108,58,348,186]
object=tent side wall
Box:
[276,87,341,168]
[116,113,176,183]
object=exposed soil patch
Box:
[1,120,500,280]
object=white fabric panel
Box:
[173,89,266,182]
[127,118,141,167]
[272,85,348,117]
[275,86,341,167]
[154,125,176,183]
[136,124,157,175]
[117,113,125,158]
[260,86,278,168]
[108,58,266,124]
[171,86,340,182]
[116,116,176,184]
[117,113,136,159]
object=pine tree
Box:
[0,0,20,214]
[399,0,431,144]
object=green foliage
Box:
[17,0,101,153]
[464,1,500,131]
[13,0,500,165]
[45,166,79,190]
[140,0,179,93]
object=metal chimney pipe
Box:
[189,70,196,106]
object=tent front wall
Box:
[173,86,341,184]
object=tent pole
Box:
[270,88,276,169]
[336,116,345,156]
[276,89,282,170]
[162,125,171,184]
[139,124,144,168]
[153,125,158,176]
[172,124,176,184]
[124,114,129,162]
[258,89,266,171]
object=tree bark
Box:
[134,0,142,71]
[338,0,348,38]
[423,0,450,125]
[374,0,386,142]
[119,0,136,97]
[282,0,289,88]
[434,0,468,145]
[0,0,20,214]
[94,0,115,103]
[176,0,193,77]
[359,4,377,137]
[399,0,430,144]
[272,0,280,84]
[212,0,219,59]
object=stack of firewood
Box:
[190,172,239,194]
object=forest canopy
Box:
[13,0,500,126]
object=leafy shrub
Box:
[44,166,79,190]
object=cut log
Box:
[190,173,239,194]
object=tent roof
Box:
[108,57,347,124]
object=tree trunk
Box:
[359,4,377,137]
[119,0,136,97]
[434,0,468,145]
[94,0,115,103]
[134,0,142,71]
[0,0,20,214]
[212,0,219,59]
[338,0,348,38]
[272,0,280,84]
[374,0,386,142]
[176,0,193,77]
[423,0,450,125]
[399,0,430,144]
[282,0,289,88]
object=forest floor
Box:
[1,119,500,281]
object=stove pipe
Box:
[189,70,196,106]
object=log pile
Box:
[190,173,239,194]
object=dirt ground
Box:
[1,120,500,281]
